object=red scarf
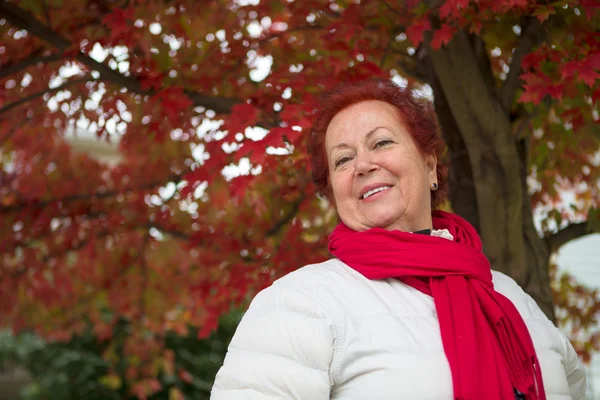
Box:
[328,210,545,400]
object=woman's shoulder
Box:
[272,258,363,291]
[248,258,379,321]
[491,270,549,322]
[257,259,365,311]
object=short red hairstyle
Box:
[307,79,448,209]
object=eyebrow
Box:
[329,126,386,155]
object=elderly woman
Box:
[211,80,586,399]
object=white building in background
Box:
[64,126,122,166]
[67,135,121,166]
[555,234,600,400]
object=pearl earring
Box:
[431,182,438,191]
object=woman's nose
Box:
[354,152,379,176]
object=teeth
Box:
[361,186,391,199]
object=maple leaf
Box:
[592,88,600,104]
[406,16,431,47]
[518,72,560,104]
[198,316,218,338]
[221,103,259,136]
[279,103,314,129]
[562,55,600,88]
[152,88,193,125]
[561,60,581,80]
[577,69,600,88]
[522,50,546,71]
[439,0,469,20]
[102,7,135,43]
[580,0,600,19]
[505,0,528,10]
[533,5,555,23]
[229,174,257,199]
[431,24,457,49]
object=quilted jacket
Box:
[211,259,586,400]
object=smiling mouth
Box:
[360,186,392,200]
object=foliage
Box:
[0,0,598,396]
[550,261,600,364]
[0,309,242,400]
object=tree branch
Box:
[0,171,187,213]
[265,193,306,237]
[0,77,89,115]
[544,222,593,253]
[0,50,61,80]
[0,1,240,114]
[380,0,403,15]
[499,17,543,112]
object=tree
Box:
[1,0,598,396]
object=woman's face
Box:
[325,100,437,232]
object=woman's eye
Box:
[375,139,393,148]
[335,157,351,167]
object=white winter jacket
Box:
[211,258,586,399]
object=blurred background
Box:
[1,0,599,399]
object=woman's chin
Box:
[363,216,405,231]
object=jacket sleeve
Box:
[493,271,587,400]
[523,293,587,400]
[562,334,587,400]
[210,283,335,400]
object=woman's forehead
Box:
[325,101,405,147]
[328,100,399,129]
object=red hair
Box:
[307,79,448,208]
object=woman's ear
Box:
[426,153,438,180]
[425,154,437,178]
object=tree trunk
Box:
[425,31,555,320]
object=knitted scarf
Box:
[328,210,546,400]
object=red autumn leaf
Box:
[431,24,457,49]
[592,87,600,104]
[439,0,469,20]
[151,87,193,124]
[562,56,600,88]
[506,0,528,10]
[279,103,313,129]
[236,137,267,165]
[357,61,387,77]
[580,0,600,19]
[102,7,135,42]
[406,16,431,47]
[229,174,257,198]
[533,5,555,23]
[577,69,600,88]
[198,316,218,338]
[561,60,581,80]
[522,50,546,71]
[222,103,260,136]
